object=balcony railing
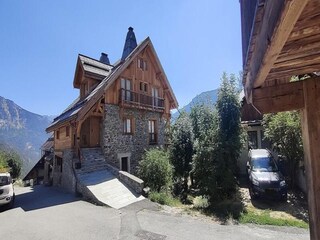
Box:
[119,88,165,110]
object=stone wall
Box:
[52,149,77,193]
[119,171,144,194]
[102,104,166,174]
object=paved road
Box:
[0,186,310,240]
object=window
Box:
[56,130,60,140]
[123,118,133,134]
[248,131,258,149]
[121,78,132,101]
[56,157,62,172]
[149,120,157,144]
[66,126,70,137]
[139,82,148,92]
[138,58,147,71]
[152,87,159,107]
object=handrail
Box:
[119,88,165,110]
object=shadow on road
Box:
[0,185,80,213]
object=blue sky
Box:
[0,1,242,116]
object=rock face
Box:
[172,89,218,121]
[102,104,166,174]
[0,96,52,176]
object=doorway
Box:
[121,157,129,172]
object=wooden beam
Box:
[252,80,304,113]
[267,63,320,80]
[253,0,309,88]
[244,0,309,102]
[300,77,320,240]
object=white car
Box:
[0,172,15,208]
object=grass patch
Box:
[149,191,181,207]
[240,209,309,229]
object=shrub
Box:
[138,149,173,192]
[149,191,180,206]
[193,196,209,209]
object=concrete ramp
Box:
[78,170,145,209]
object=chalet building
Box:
[46,28,178,193]
[23,137,54,186]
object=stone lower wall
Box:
[52,149,77,193]
[119,171,144,194]
[102,104,166,174]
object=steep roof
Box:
[47,36,178,133]
[73,54,113,88]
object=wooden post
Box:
[301,78,320,240]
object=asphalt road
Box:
[0,186,310,240]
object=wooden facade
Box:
[240,1,320,239]
[47,28,178,168]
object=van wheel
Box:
[8,195,15,209]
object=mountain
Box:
[0,96,52,176]
[172,89,219,121]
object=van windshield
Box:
[0,176,9,186]
[251,157,278,172]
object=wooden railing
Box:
[119,88,164,110]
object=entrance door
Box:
[121,157,128,172]
[90,116,100,147]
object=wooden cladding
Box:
[252,79,305,114]
[119,88,164,110]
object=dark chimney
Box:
[100,52,110,65]
[121,27,137,61]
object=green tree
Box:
[138,148,173,192]
[0,149,22,178]
[192,72,242,202]
[263,111,303,187]
[170,111,194,197]
[190,105,215,142]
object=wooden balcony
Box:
[119,88,164,111]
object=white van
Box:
[0,172,15,208]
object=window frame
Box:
[66,126,70,137]
[56,130,60,140]
[148,119,157,145]
[123,117,134,135]
[139,81,148,93]
[138,58,147,71]
[121,78,132,102]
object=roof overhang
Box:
[241,0,320,113]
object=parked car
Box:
[0,172,15,208]
[247,149,287,201]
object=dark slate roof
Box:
[121,27,137,61]
[47,97,85,129]
[79,54,113,78]
[40,137,54,151]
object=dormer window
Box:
[138,58,147,71]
